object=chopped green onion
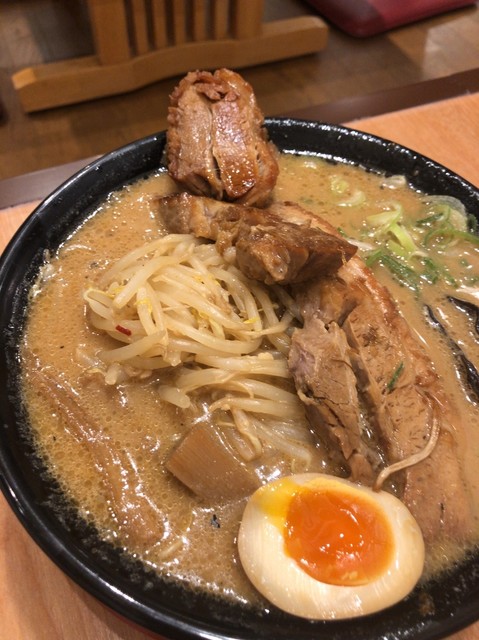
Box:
[423,227,479,247]
[387,238,410,260]
[387,361,404,392]
[415,211,447,227]
[330,176,349,195]
[366,209,401,228]
[419,257,440,285]
[338,189,366,207]
[365,249,420,292]
[416,196,471,237]
[448,207,469,232]
[419,257,457,287]
[468,214,478,233]
[381,175,407,190]
[381,255,420,292]
[442,270,458,288]
[389,222,420,256]
[366,202,403,229]
[364,248,383,266]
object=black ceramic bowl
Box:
[1,119,479,640]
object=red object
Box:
[115,324,132,336]
[305,0,476,37]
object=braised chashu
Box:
[24,352,163,549]
[158,194,473,543]
[290,255,473,543]
[167,69,279,207]
[157,193,357,284]
[288,211,473,542]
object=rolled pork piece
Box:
[157,193,357,285]
[166,69,279,206]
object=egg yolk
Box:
[284,486,394,586]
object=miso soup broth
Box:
[21,154,479,607]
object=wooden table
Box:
[1,92,479,640]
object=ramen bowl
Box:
[1,119,479,640]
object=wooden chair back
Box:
[13,0,328,112]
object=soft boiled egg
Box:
[237,473,425,620]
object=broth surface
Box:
[22,155,479,605]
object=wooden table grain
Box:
[1,92,479,640]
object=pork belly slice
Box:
[289,315,381,485]
[157,193,357,285]
[24,354,162,549]
[166,422,261,502]
[167,69,279,206]
[290,257,473,543]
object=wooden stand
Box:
[12,0,328,113]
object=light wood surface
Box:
[1,93,479,640]
[349,95,479,188]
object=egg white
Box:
[237,473,425,620]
